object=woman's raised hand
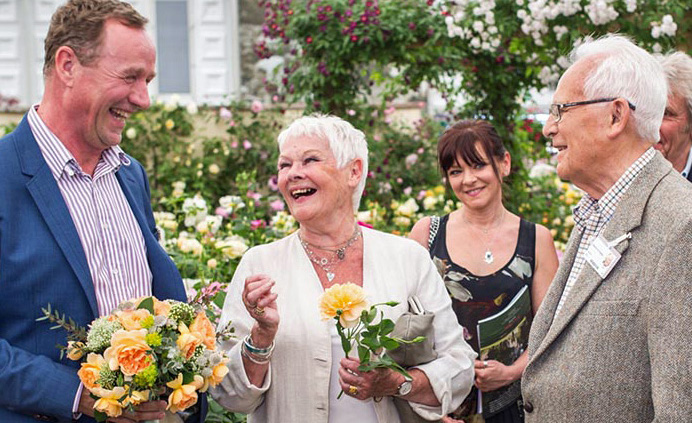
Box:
[243,274,279,344]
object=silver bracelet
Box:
[243,334,275,357]
[241,346,271,364]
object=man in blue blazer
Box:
[656,51,692,183]
[0,1,203,422]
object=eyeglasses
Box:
[548,98,636,123]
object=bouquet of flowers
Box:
[42,296,229,421]
[318,283,423,397]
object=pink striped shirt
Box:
[28,105,152,316]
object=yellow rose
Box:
[319,283,368,328]
[166,374,204,413]
[78,353,106,390]
[66,341,85,361]
[177,323,203,360]
[91,386,127,417]
[189,312,216,350]
[115,309,152,330]
[103,329,151,376]
[165,119,175,130]
[206,361,229,389]
[127,389,151,406]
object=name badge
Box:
[584,234,621,279]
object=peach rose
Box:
[189,312,216,350]
[115,309,152,330]
[166,374,204,413]
[103,329,151,376]
[91,386,127,417]
[78,353,106,390]
[177,323,203,360]
[153,298,172,317]
[319,283,369,328]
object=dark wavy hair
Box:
[437,120,507,180]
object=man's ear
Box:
[606,98,631,139]
[53,46,79,87]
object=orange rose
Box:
[319,283,368,328]
[153,298,172,317]
[166,374,204,413]
[103,329,151,376]
[91,386,127,417]
[189,312,216,350]
[78,353,106,390]
[115,309,152,330]
[177,323,203,360]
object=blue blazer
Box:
[0,116,197,422]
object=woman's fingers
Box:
[243,275,275,310]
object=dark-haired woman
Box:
[410,120,558,423]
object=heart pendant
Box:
[327,272,335,282]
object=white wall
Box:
[0,0,240,108]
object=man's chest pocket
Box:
[581,299,640,316]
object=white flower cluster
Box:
[584,0,618,26]
[215,235,249,259]
[218,195,245,215]
[650,15,677,39]
[444,0,501,52]
[270,211,296,234]
[444,0,674,65]
[182,196,208,227]
[517,0,581,46]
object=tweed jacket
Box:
[521,152,692,422]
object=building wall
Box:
[0,0,243,109]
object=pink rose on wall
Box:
[250,100,264,113]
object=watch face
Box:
[398,380,413,396]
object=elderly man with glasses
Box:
[521,34,692,423]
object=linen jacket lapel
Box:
[527,153,671,366]
[16,118,99,317]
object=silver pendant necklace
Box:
[462,210,506,265]
[299,224,361,282]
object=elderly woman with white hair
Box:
[211,114,476,422]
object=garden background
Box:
[0,0,690,421]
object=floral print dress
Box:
[429,215,535,423]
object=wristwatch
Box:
[396,375,413,396]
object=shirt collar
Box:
[28,104,130,179]
[572,147,656,232]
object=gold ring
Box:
[349,385,358,395]
[253,306,265,316]
[483,360,488,368]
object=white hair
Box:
[569,34,667,142]
[277,114,369,211]
[658,51,692,128]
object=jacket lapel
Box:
[527,226,579,359]
[528,153,672,365]
[16,117,99,317]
